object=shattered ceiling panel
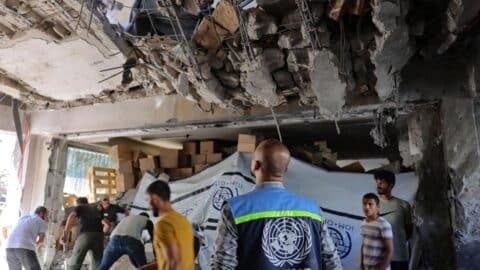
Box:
[0,0,478,111]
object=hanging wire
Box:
[75,0,86,30]
[270,106,283,143]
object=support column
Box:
[407,107,456,269]
[41,138,68,269]
[442,97,480,267]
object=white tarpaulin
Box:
[130,152,418,270]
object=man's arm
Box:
[378,238,393,270]
[62,211,77,243]
[404,203,413,239]
[36,233,46,246]
[146,220,154,243]
[320,220,343,270]
[210,204,238,270]
[360,244,365,270]
[161,242,181,270]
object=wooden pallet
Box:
[88,167,117,202]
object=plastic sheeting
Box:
[131,152,418,269]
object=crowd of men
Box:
[4,139,412,270]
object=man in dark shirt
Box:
[98,195,128,231]
[63,197,107,270]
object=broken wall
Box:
[442,97,480,267]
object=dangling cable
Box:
[270,106,283,143]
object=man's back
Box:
[154,211,194,270]
[7,215,46,250]
[75,205,103,234]
[230,187,322,268]
[111,215,150,241]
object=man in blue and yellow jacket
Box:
[211,139,343,270]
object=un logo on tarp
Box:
[212,187,234,210]
[262,218,312,267]
[328,227,352,259]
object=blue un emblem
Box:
[328,227,352,259]
[212,187,234,210]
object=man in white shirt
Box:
[6,206,48,270]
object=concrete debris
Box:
[287,49,315,72]
[216,70,240,88]
[278,31,310,49]
[371,0,413,101]
[281,9,302,28]
[247,8,278,40]
[260,48,286,71]
[310,50,347,115]
[212,0,239,34]
[194,17,229,50]
[272,70,295,90]
[183,0,213,15]
[241,65,279,107]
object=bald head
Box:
[251,139,291,183]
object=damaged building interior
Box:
[0,0,479,269]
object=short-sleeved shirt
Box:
[361,217,393,270]
[6,214,47,251]
[101,204,125,223]
[75,205,104,234]
[380,197,412,261]
[153,211,194,270]
[111,215,153,241]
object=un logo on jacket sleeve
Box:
[262,217,313,267]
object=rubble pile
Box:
[122,0,413,113]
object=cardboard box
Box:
[118,160,133,174]
[182,142,198,155]
[109,145,132,164]
[166,168,193,179]
[192,154,207,165]
[194,164,208,173]
[132,150,147,162]
[157,149,179,169]
[238,134,256,144]
[207,153,223,164]
[179,153,192,168]
[200,141,218,154]
[117,173,135,192]
[139,157,159,172]
[238,142,256,153]
[237,134,256,153]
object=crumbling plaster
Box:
[0,38,124,100]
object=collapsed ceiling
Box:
[0,0,479,112]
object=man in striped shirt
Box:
[361,193,393,270]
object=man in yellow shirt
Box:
[142,180,194,270]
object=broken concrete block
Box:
[247,8,278,40]
[241,65,279,107]
[194,17,229,50]
[256,0,298,18]
[183,0,212,15]
[272,70,295,89]
[261,48,285,71]
[278,31,310,49]
[196,77,227,105]
[281,9,302,28]
[310,50,347,115]
[287,49,315,72]
[216,70,240,88]
[212,0,239,34]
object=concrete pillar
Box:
[442,98,480,267]
[41,138,68,269]
[407,107,456,269]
